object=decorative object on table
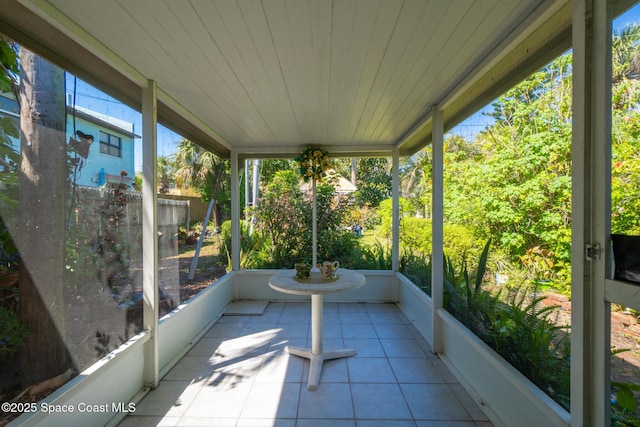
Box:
[318,260,339,279]
[294,145,331,182]
[295,262,312,279]
[611,234,640,284]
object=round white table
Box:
[268,268,365,390]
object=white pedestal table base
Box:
[286,346,356,391]
[268,269,365,391]
[286,294,356,390]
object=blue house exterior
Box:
[66,103,139,188]
[0,92,139,189]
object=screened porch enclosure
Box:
[0,0,634,426]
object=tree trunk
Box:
[18,49,70,386]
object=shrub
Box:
[358,240,392,270]
[443,224,482,268]
[230,170,368,268]
[403,223,485,270]
[442,240,570,409]
[400,251,431,294]
[221,219,264,269]
[250,170,310,266]
[316,229,361,266]
[400,217,432,254]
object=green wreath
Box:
[294,146,331,182]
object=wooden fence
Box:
[158,194,210,223]
[76,187,191,234]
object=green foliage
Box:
[483,285,570,407]
[353,158,392,208]
[0,218,26,371]
[316,229,361,267]
[356,240,392,270]
[399,217,432,254]
[400,149,433,217]
[433,28,640,292]
[0,218,17,276]
[0,37,19,95]
[441,55,574,289]
[605,25,640,229]
[400,251,432,294]
[439,240,571,410]
[0,40,20,215]
[612,380,640,426]
[250,170,310,267]
[377,197,412,239]
[443,224,482,269]
[610,347,640,426]
[173,139,230,223]
[443,240,492,329]
[259,158,294,177]
[381,210,481,270]
[221,220,265,270]
[0,306,30,368]
[243,170,364,268]
[612,105,640,235]
[157,155,176,193]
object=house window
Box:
[100,131,121,157]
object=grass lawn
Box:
[177,234,227,277]
[359,229,390,247]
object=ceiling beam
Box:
[236,144,396,160]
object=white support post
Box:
[142,80,159,387]
[230,150,241,272]
[244,159,250,215]
[431,105,444,355]
[391,149,400,272]
[250,159,259,234]
[252,159,260,207]
[571,0,612,425]
[312,178,318,268]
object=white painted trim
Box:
[158,273,234,377]
[11,332,149,427]
[312,179,318,268]
[141,79,159,388]
[233,144,396,157]
[605,279,640,312]
[438,309,570,427]
[571,1,612,425]
[391,149,400,272]
[234,269,394,302]
[230,150,240,275]
[244,159,250,212]
[395,272,433,343]
[431,105,444,354]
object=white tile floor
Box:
[118,302,494,427]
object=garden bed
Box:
[542,291,640,411]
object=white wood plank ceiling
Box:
[2,0,576,157]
